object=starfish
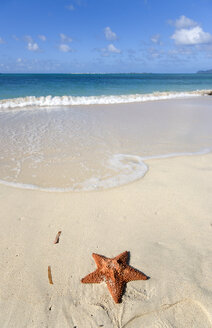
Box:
[81,251,149,303]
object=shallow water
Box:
[0,97,212,191]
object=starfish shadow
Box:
[125,251,151,279]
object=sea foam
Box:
[0,90,211,111]
[0,149,210,192]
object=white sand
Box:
[0,152,212,327]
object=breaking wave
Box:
[0,89,211,111]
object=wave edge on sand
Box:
[0,89,211,111]
[0,149,210,193]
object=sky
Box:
[0,0,212,73]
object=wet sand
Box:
[0,96,212,191]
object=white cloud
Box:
[171,26,212,45]
[27,42,39,51]
[59,34,73,52]
[38,35,46,41]
[66,4,75,10]
[24,35,40,51]
[59,44,72,52]
[107,43,121,53]
[100,43,121,55]
[17,58,22,63]
[104,27,118,41]
[0,37,5,44]
[151,34,161,44]
[172,15,198,29]
[60,33,72,43]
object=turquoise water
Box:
[0,73,212,100]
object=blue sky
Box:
[0,0,212,73]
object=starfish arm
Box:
[92,253,107,268]
[123,266,148,282]
[106,277,125,303]
[115,251,129,265]
[81,269,104,284]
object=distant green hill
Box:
[197,69,212,74]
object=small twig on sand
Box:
[54,231,62,244]
[48,266,53,285]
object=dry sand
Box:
[0,151,212,327]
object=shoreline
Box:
[0,147,210,193]
[0,90,212,111]
[1,96,212,192]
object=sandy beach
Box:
[1,0,212,322]
[0,98,212,327]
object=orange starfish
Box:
[81,251,149,303]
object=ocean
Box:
[0,73,212,192]
[0,73,212,109]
